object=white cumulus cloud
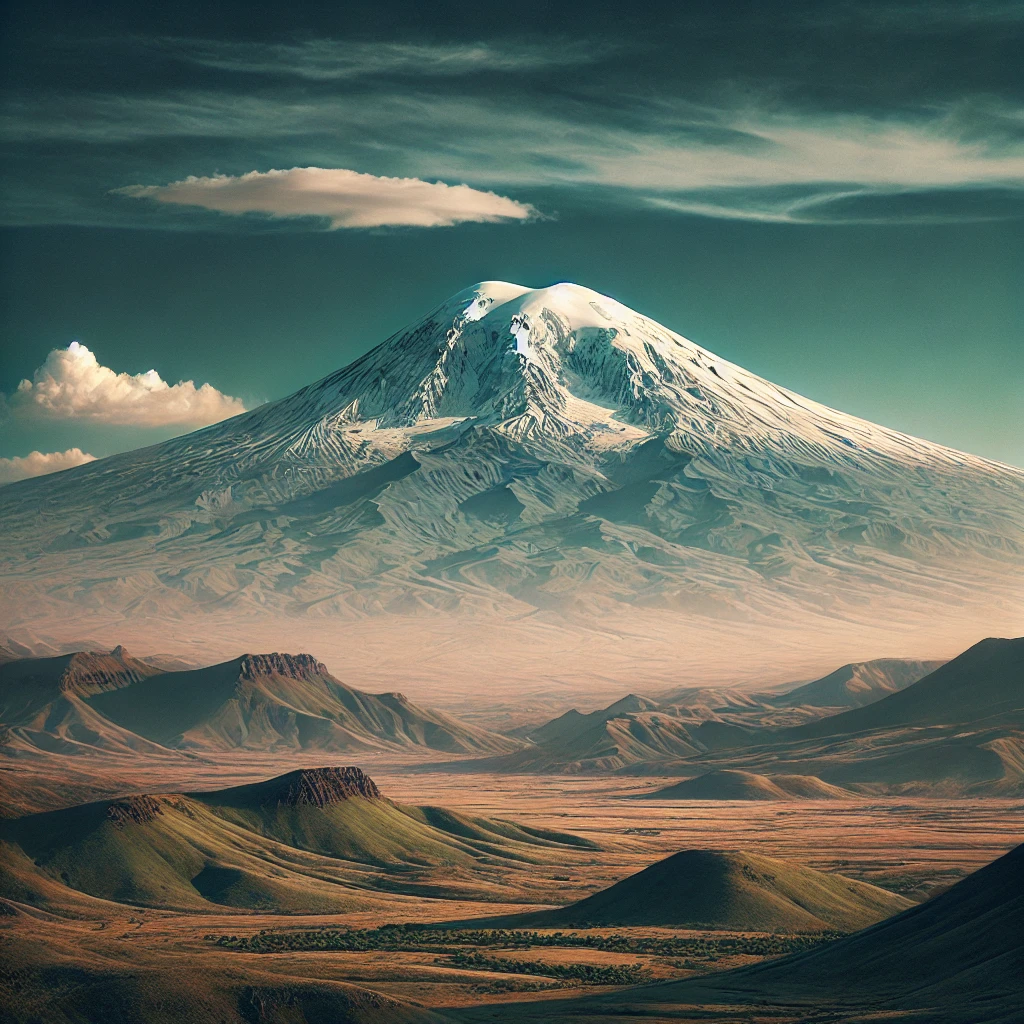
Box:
[0,448,96,484]
[10,341,246,427]
[115,167,537,229]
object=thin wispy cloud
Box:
[4,71,1024,224]
[116,167,537,228]
[0,448,96,484]
[163,37,612,80]
[9,341,246,427]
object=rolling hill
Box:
[648,769,852,800]
[1,282,1020,696]
[470,848,911,932]
[0,766,597,913]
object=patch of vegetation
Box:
[468,979,567,994]
[440,950,650,985]
[213,923,842,959]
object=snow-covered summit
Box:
[1,282,1021,681]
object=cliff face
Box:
[237,653,328,683]
[265,767,383,807]
[106,795,163,827]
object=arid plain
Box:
[2,637,1022,1023]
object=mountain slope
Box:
[789,636,1024,738]
[479,849,911,931]
[771,657,945,709]
[1,282,1021,692]
[0,647,173,755]
[81,652,518,754]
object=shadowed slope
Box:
[83,652,519,754]
[789,636,1024,738]
[0,647,170,755]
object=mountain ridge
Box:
[0,647,520,757]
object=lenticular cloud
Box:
[12,342,246,427]
[116,167,537,229]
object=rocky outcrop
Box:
[265,767,382,807]
[58,647,160,698]
[238,653,329,683]
[107,794,163,827]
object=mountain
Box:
[788,636,1024,737]
[0,646,172,755]
[1,282,1021,695]
[474,849,911,932]
[770,657,945,709]
[0,766,596,913]
[660,637,1024,794]
[648,769,852,800]
[481,694,720,773]
[80,651,519,755]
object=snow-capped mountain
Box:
[1,282,1021,694]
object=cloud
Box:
[5,83,1024,225]
[164,38,611,81]
[115,167,537,229]
[10,342,246,427]
[0,448,96,484]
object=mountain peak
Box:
[1,281,1021,679]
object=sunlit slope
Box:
[770,657,945,709]
[0,767,595,912]
[502,849,911,931]
[1,283,1021,684]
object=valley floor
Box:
[3,750,1021,1020]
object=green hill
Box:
[491,849,911,932]
[0,766,596,913]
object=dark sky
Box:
[1,0,1022,468]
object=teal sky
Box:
[1,1,1022,469]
